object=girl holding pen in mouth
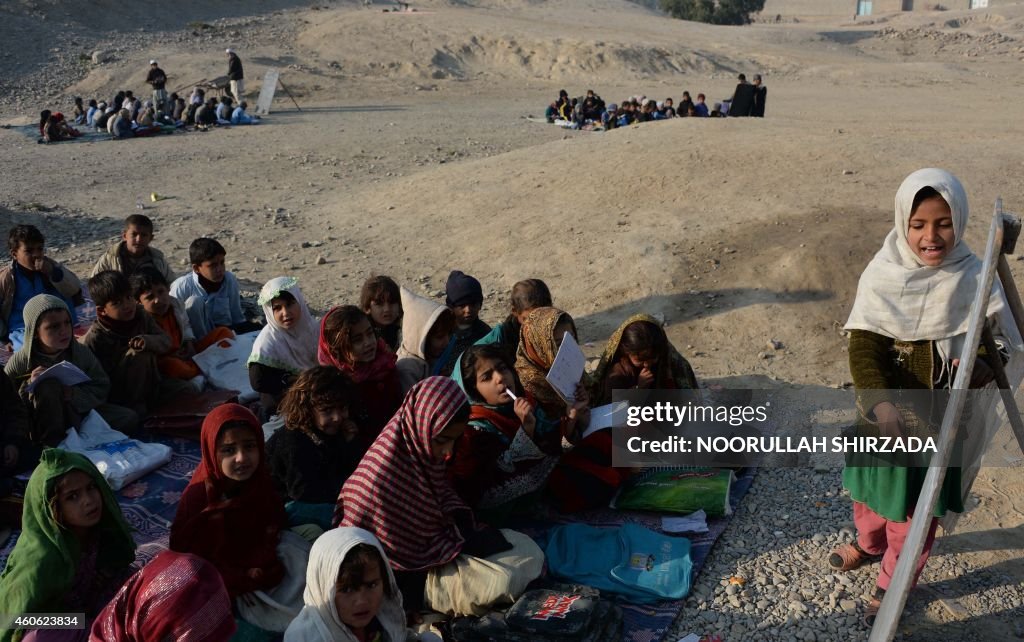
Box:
[449,344,561,516]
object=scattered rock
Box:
[314,255,327,265]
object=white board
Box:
[254,69,280,115]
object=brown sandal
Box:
[828,542,880,571]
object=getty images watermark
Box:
[605,388,1022,469]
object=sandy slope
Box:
[1,0,1022,637]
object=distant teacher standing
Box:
[226,48,244,103]
[147,60,168,110]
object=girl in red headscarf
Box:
[169,403,286,597]
[317,305,403,448]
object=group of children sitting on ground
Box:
[38,88,258,142]
[544,76,765,131]
[545,89,710,128]
[0,212,699,640]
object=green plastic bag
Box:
[611,468,733,517]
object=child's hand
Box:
[514,398,537,437]
[637,366,656,389]
[128,336,146,351]
[246,567,265,581]
[3,444,18,468]
[573,382,591,408]
[33,256,53,277]
[952,357,996,388]
[572,383,591,424]
[872,401,903,439]
[28,366,47,384]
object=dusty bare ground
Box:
[1,0,1022,639]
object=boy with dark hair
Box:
[170,238,259,337]
[82,270,191,418]
[0,224,82,350]
[437,269,491,377]
[694,93,710,118]
[91,214,176,282]
[131,267,233,386]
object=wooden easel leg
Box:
[278,80,302,111]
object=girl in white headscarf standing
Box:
[832,168,1023,625]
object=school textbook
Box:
[544,330,586,404]
[24,360,91,393]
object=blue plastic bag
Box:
[543,523,692,603]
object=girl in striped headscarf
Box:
[337,377,543,618]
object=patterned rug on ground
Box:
[0,446,755,642]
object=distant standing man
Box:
[752,74,767,118]
[226,49,245,104]
[147,60,168,110]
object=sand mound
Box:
[296,5,751,84]
[316,116,890,370]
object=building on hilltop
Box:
[760,0,1018,20]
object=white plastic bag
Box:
[191,331,258,401]
[59,410,172,491]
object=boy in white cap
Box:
[226,49,244,103]
[146,60,168,110]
